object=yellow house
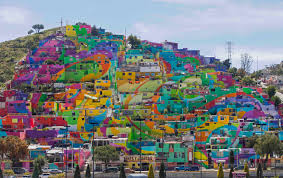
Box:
[66,25,77,37]
[95,80,111,89]
[116,71,136,81]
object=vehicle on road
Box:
[128,174,147,178]
[175,165,199,171]
[234,165,245,170]
[50,169,63,174]
[12,167,28,174]
[39,173,51,178]
[103,167,119,173]
[22,175,31,178]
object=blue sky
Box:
[0,0,282,70]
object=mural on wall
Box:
[1,24,282,170]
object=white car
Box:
[39,173,51,178]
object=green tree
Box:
[267,86,276,99]
[241,77,255,86]
[91,25,100,36]
[217,163,224,178]
[254,134,283,170]
[222,59,231,69]
[32,163,40,178]
[244,162,249,178]
[228,67,237,77]
[74,165,81,178]
[119,164,126,178]
[271,96,281,108]
[246,135,258,148]
[28,29,34,35]
[5,136,28,166]
[93,145,119,169]
[256,163,263,178]
[33,155,46,174]
[148,164,154,178]
[229,150,235,168]
[75,22,87,25]
[229,166,234,178]
[159,161,166,178]
[85,164,91,178]
[0,167,3,178]
[32,24,44,33]
[127,35,141,49]
[237,68,246,78]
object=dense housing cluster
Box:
[1,24,282,171]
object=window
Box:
[174,152,177,158]
[159,143,163,148]
[129,73,132,76]
[205,123,209,126]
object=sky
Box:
[0,0,282,70]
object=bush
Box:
[3,169,14,176]
[244,162,249,178]
[217,163,224,178]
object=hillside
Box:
[0,27,60,85]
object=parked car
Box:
[22,175,31,178]
[124,168,135,173]
[175,165,199,171]
[128,174,147,178]
[39,173,51,178]
[185,166,199,171]
[103,167,119,173]
[50,169,63,174]
[42,168,50,173]
[234,165,245,170]
[174,166,185,171]
[12,167,28,174]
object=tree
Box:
[119,164,126,178]
[271,96,281,108]
[254,134,283,170]
[0,167,3,178]
[32,24,44,33]
[229,166,234,178]
[222,59,231,69]
[85,164,91,178]
[93,145,119,169]
[241,53,253,73]
[32,163,40,178]
[159,161,166,178]
[33,155,46,174]
[229,150,235,168]
[75,22,87,25]
[267,86,276,99]
[217,163,224,178]
[127,35,141,49]
[244,162,249,178]
[28,29,34,35]
[91,25,100,36]
[148,164,154,178]
[241,77,255,86]
[246,135,258,148]
[228,67,237,77]
[0,138,6,162]
[74,165,81,178]
[4,136,28,166]
[256,163,263,178]
[237,68,246,78]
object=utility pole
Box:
[226,41,233,66]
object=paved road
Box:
[69,169,283,178]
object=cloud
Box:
[0,6,35,42]
[153,0,228,5]
[0,6,32,25]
